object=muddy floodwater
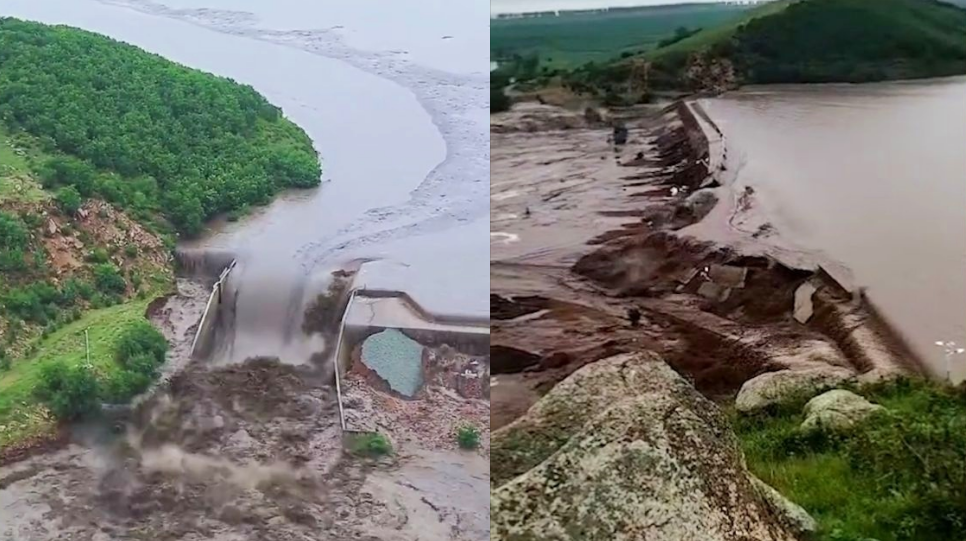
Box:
[696,77,966,380]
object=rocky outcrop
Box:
[801,389,884,433]
[736,366,854,413]
[490,352,800,541]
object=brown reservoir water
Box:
[697,77,966,380]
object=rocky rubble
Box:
[491,352,800,541]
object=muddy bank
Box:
[490,100,922,429]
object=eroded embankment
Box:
[489,100,923,430]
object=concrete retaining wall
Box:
[190,260,237,360]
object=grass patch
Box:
[734,377,966,541]
[345,432,392,458]
[456,424,481,450]
[0,125,48,204]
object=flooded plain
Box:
[697,77,966,380]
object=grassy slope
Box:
[491,3,753,69]
[646,0,796,60]
[0,297,160,448]
[735,379,966,540]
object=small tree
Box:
[35,362,100,420]
[115,321,168,366]
[93,263,126,295]
[55,186,83,215]
[101,354,156,404]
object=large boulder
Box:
[491,352,799,541]
[801,389,884,433]
[736,366,854,413]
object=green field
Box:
[491,3,753,69]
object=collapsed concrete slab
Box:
[793,282,817,324]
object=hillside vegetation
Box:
[645,0,966,88]
[0,18,319,455]
[0,18,321,236]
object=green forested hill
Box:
[643,0,966,87]
[729,0,966,83]
[0,18,321,235]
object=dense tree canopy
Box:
[731,0,966,84]
[0,18,321,235]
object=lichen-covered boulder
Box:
[736,366,854,413]
[801,389,884,433]
[490,352,799,541]
[751,475,817,536]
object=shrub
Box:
[346,432,392,457]
[55,186,83,215]
[1,281,63,324]
[0,350,10,372]
[90,292,120,309]
[0,211,29,272]
[130,271,143,291]
[101,369,150,403]
[35,362,100,420]
[38,156,97,195]
[457,425,481,449]
[100,355,157,404]
[115,321,168,366]
[61,278,95,303]
[124,244,138,258]
[86,247,109,263]
[92,263,126,295]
